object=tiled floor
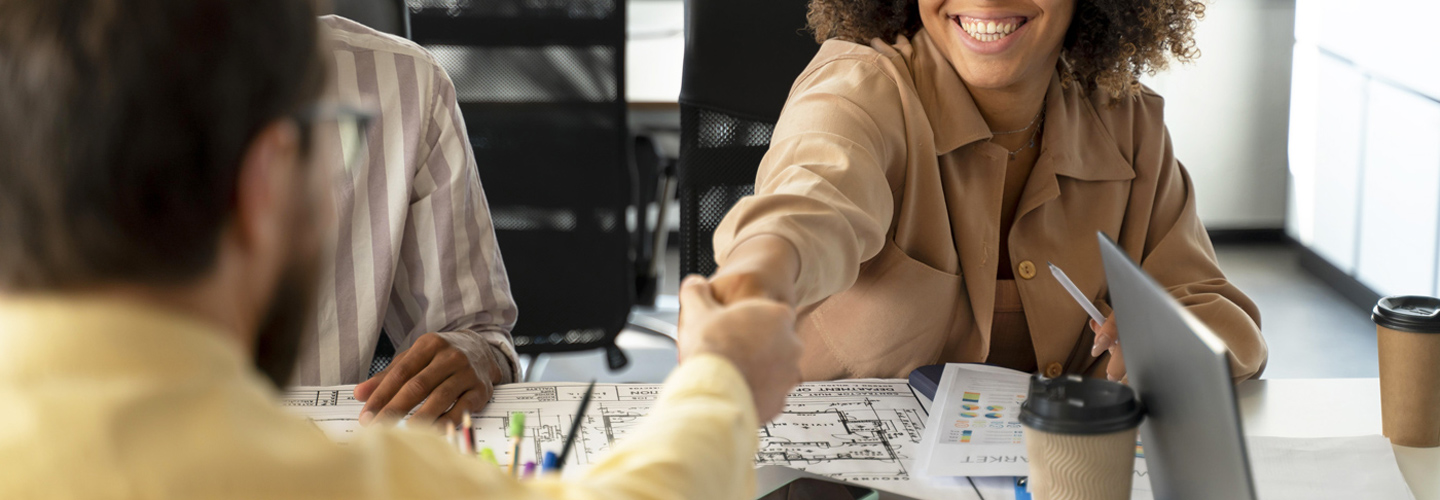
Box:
[1213,243,1378,379]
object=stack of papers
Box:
[283,379,982,499]
[914,364,1032,477]
[1229,435,1413,500]
[285,363,1415,500]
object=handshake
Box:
[677,275,803,422]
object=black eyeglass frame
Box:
[292,103,377,152]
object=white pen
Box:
[1048,262,1106,327]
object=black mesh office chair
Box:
[632,134,673,307]
[678,0,820,278]
[407,0,634,370]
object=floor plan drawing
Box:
[281,379,936,493]
[757,397,928,482]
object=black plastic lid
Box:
[1019,374,1145,435]
[1373,295,1440,334]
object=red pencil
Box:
[462,413,474,454]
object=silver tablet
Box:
[1098,233,1256,500]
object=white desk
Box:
[1238,378,1439,499]
[914,378,1436,498]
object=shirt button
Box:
[1017,260,1037,280]
[1044,362,1063,378]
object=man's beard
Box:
[251,260,318,388]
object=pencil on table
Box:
[541,451,558,475]
[508,412,526,477]
[556,380,597,472]
[462,413,474,454]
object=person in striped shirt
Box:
[295,16,519,427]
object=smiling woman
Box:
[705,0,1266,384]
[807,0,1204,100]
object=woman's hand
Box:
[707,235,801,306]
[709,269,795,306]
[677,276,802,422]
[1090,314,1125,382]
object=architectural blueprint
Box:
[280,379,958,496]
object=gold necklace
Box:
[1003,111,1044,161]
[990,106,1045,135]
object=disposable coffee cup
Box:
[1373,295,1440,447]
[1020,374,1145,500]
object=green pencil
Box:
[508,412,525,477]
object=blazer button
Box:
[1017,260,1037,280]
[1044,362,1063,378]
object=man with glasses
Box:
[304,15,520,428]
[0,1,803,498]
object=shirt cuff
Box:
[433,329,521,385]
[713,213,857,308]
[660,353,758,430]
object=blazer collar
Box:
[910,30,991,155]
[909,29,1135,183]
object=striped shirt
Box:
[294,16,519,386]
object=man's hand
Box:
[678,275,802,422]
[1090,314,1125,382]
[354,333,501,428]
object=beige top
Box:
[714,29,1267,382]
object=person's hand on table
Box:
[677,275,802,423]
[354,332,503,428]
[1090,313,1126,382]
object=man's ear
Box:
[232,120,302,259]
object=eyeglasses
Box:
[294,103,377,181]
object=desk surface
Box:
[912,377,1436,499]
[1239,378,1437,499]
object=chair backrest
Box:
[677,0,819,278]
[407,0,634,364]
[330,0,409,38]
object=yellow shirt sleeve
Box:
[354,354,759,500]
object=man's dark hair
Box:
[0,0,326,290]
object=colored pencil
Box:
[508,412,526,477]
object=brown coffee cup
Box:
[1373,295,1440,447]
[1020,374,1145,500]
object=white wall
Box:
[1288,46,1367,272]
[1142,0,1296,229]
[1353,81,1440,296]
[1287,0,1440,298]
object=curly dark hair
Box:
[806,0,1204,99]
